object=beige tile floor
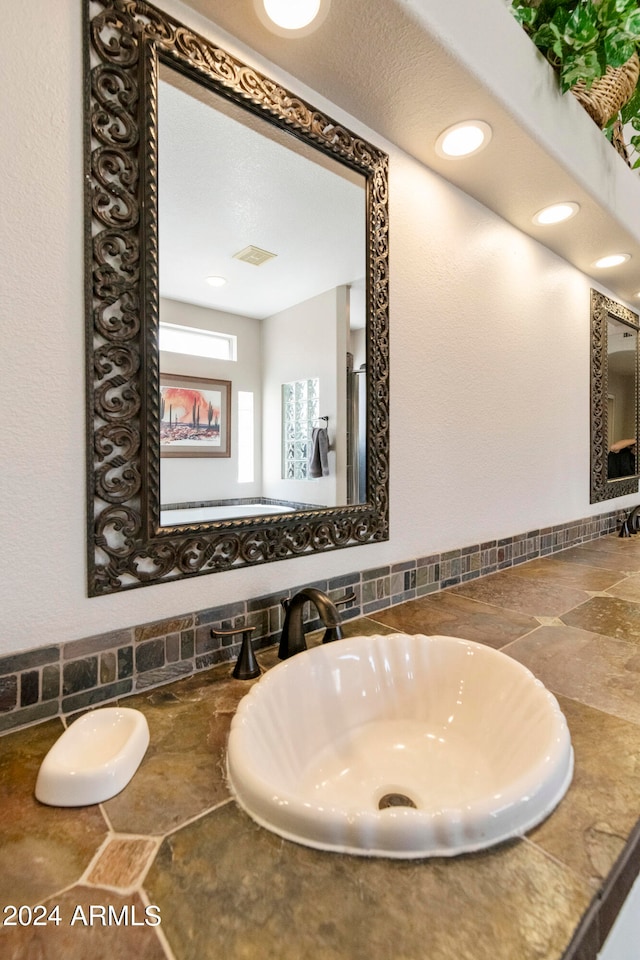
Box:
[1,534,640,960]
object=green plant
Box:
[508,0,640,166]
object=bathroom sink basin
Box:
[226,633,573,858]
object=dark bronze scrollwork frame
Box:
[84,0,390,595]
[590,289,639,503]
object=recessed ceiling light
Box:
[206,276,227,287]
[257,0,329,34]
[532,202,580,226]
[435,121,492,159]
[592,254,631,269]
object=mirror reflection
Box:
[590,289,640,503]
[606,315,637,479]
[157,65,367,525]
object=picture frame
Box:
[160,374,231,458]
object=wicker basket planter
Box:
[571,52,639,129]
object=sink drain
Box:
[378,792,417,810]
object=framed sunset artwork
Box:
[160,374,231,457]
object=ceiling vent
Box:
[233,245,277,266]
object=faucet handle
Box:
[211,625,260,680]
[321,591,355,644]
[333,591,356,608]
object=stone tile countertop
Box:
[1,534,640,960]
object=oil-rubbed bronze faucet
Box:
[620,503,640,537]
[278,588,352,660]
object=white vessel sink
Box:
[35,707,149,807]
[226,633,573,858]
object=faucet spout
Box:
[278,588,343,660]
[621,503,640,536]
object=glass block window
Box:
[282,378,319,480]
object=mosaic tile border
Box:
[0,508,625,734]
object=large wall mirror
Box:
[590,289,639,503]
[84,0,389,595]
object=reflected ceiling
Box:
[158,70,365,319]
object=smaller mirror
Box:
[590,289,640,502]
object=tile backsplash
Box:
[0,508,623,734]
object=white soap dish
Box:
[35,707,150,807]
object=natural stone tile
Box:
[506,624,640,725]
[369,591,538,648]
[135,661,194,690]
[62,679,132,714]
[134,616,192,643]
[447,569,591,618]
[100,651,117,684]
[87,837,158,889]
[0,699,59,733]
[0,886,166,959]
[606,574,640,603]
[0,720,108,906]
[195,646,237,671]
[247,590,289,612]
[195,623,219,656]
[135,640,165,674]
[416,562,439,588]
[20,670,39,707]
[165,633,180,663]
[362,596,391,615]
[507,558,623,592]
[553,543,640,574]
[63,630,132,660]
[180,630,194,661]
[103,669,248,835]
[0,646,59,675]
[362,576,390,603]
[195,602,245,626]
[303,617,396,650]
[0,675,18,712]
[145,802,590,960]
[63,657,98,695]
[528,696,640,885]
[118,646,133,679]
[42,664,60,701]
[578,535,640,556]
[362,565,390,581]
[246,608,269,638]
[561,596,640,644]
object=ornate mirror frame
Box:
[590,289,639,503]
[84,0,389,595]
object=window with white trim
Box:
[159,322,237,361]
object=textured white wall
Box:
[159,299,263,503]
[0,0,636,656]
[263,287,343,506]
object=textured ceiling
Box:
[176,0,640,308]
